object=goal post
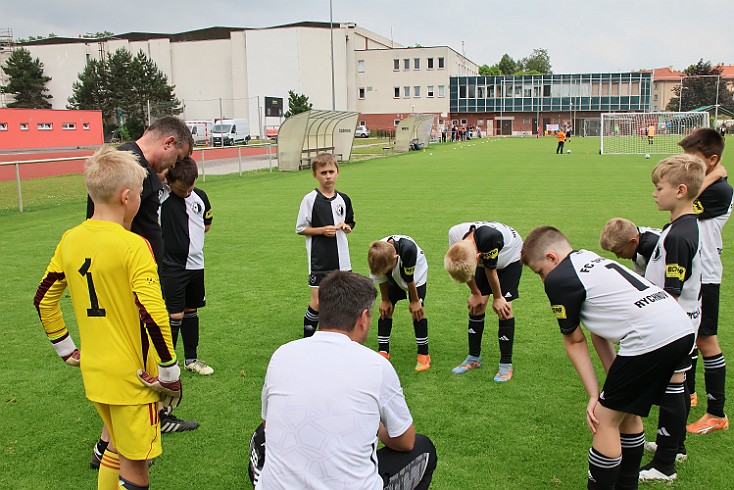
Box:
[600,112,709,155]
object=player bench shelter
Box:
[277,110,360,171]
[394,114,437,153]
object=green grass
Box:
[1,136,732,489]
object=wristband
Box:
[158,362,181,383]
[52,335,77,359]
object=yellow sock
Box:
[97,449,120,490]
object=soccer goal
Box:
[600,112,709,155]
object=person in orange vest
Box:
[556,128,566,154]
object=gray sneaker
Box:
[185,359,214,375]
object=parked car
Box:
[356,125,371,138]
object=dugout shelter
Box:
[395,114,436,153]
[277,110,360,171]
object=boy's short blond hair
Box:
[651,154,706,199]
[86,146,148,204]
[520,226,570,266]
[368,241,395,275]
[599,218,638,255]
[312,153,338,172]
[444,240,477,283]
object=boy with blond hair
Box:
[368,235,431,371]
[520,226,694,489]
[638,154,705,481]
[599,218,661,275]
[678,128,732,435]
[445,221,523,381]
[296,153,355,337]
[34,146,181,490]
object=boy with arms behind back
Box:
[34,146,182,489]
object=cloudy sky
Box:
[3,0,731,73]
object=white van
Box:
[186,120,214,146]
[211,118,250,146]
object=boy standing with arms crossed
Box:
[296,154,355,337]
[34,146,182,490]
[368,235,431,371]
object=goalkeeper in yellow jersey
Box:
[34,146,182,490]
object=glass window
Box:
[393,59,400,70]
[413,86,421,97]
[359,87,365,99]
[523,87,532,97]
[459,85,467,98]
[62,122,76,130]
[427,86,434,97]
[394,87,400,98]
[394,119,401,127]
[37,122,53,130]
[83,123,90,130]
[360,120,366,126]
[357,60,365,73]
[543,85,551,97]
[427,58,434,69]
[438,85,445,97]
[404,86,411,98]
[403,59,410,70]
[20,122,29,130]
[438,57,445,69]
[0,122,7,131]
[414,58,420,70]
[477,86,485,98]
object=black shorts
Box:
[385,281,427,305]
[309,270,351,287]
[474,260,521,301]
[699,283,720,336]
[598,334,694,417]
[160,267,206,313]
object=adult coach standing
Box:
[248,271,437,489]
[87,117,197,469]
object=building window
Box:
[413,86,421,97]
[83,123,90,130]
[427,86,434,97]
[543,85,551,97]
[393,59,400,71]
[0,122,7,131]
[523,87,532,97]
[438,85,445,97]
[653,94,659,101]
[459,85,467,98]
[403,59,410,70]
[461,119,467,126]
[427,58,434,69]
[359,87,366,99]
[477,86,485,98]
[37,122,53,130]
[394,119,401,127]
[62,122,77,130]
[394,86,400,98]
[403,86,411,98]
[414,58,420,70]
[20,123,29,130]
[438,57,445,69]
[357,60,365,73]
[360,120,366,126]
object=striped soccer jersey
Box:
[694,177,734,283]
[161,187,212,270]
[631,226,661,275]
[448,221,522,270]
[34,220,175,405]
[370,235,428,290]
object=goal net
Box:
[600,112,709,155]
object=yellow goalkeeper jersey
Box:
[34,219,176,405]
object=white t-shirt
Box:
[257,331,413,490]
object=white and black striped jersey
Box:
[296,189,355,274]
[631,226,661,275]
[160,187,212,270]
[370,235,428,290]
[448,222,522,270]
[644,214,702,328]
[544,250,694,356]
[694,177,733,283]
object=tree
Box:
[666,59,734,113]
[284,90,312,118]
[479,64,501,76]
[521,48,552,74]
[497,54,516,75]
[0,48,52,108]
[68,48,182,138]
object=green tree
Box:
[0,48,52,108]
[497,54,516,75]
[479,64,501,76]
[666,59,734,113]
[284,90,312,118]
[521,48,552,74]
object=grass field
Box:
[1,136,732,489]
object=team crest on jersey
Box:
[693,200,704,214]
[403,265,416,275]
[481,248,499,260]
[551,305,567,319]
[652,245,661,261]
[189,202,203,215]
[336,204,345,217]
[665,264,686,280]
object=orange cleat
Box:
[415,354,431,372]
[687,413,729,434]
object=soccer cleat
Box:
[686,413,729,434]
[643,441,688,462]
[378,351,390,360]
[160,412,199,433]
[451,355,482,375]
[638,464,677,481]
[415,354,431,372]
[494,363,513,383]
[185,359,214,375]
[89,445,103,470]
[690,392,698,407]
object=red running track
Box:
[0,146,270,182]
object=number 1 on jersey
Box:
[78,258,106,317]
[605,262,649,291]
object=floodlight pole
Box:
[714,75,720,125]
[330,0,336,111]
